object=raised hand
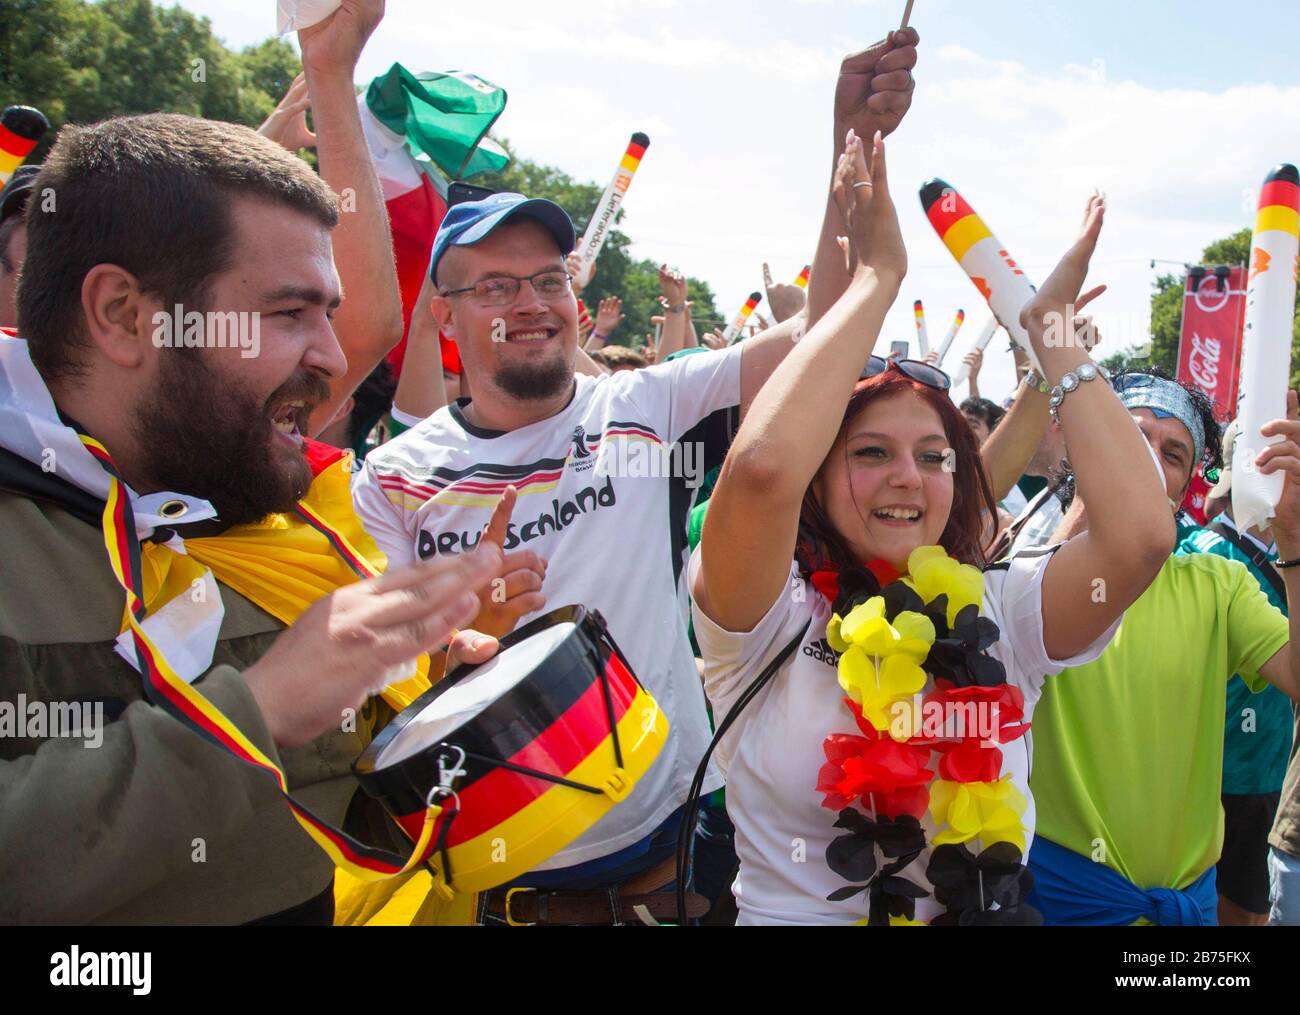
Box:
[298,0,384,76]
[961,346,982,380]
[566,252,587,295]
[641,337,659,365]
[763,262,808,323]
[471,485,547,640]
[1019,192,1107,347]
[702,328,727,351]
[594,296,624,337]
[659,264,688,305]
[834,27,920,143]
[830,129,906,283]
[243,544,505,748]
[257,73,316,151]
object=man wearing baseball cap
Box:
[352,25,923,925]
[0,162,39,330]
[1177,420,1294,924]
[352,189,804,924]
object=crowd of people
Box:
[2,3,1299,928]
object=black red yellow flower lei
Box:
[814,546,1042,926]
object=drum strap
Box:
[71,422,447,883]
[675,618,812,924]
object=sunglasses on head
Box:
[860,355,951,391]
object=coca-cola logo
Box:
[1187,332,1221,392]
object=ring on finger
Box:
[853,181,873,190]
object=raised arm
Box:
[980,375,1047,502]
[392,262,449,421]
[657,264,692,359]
[805,28,918,329]
[696,132,904,632]
[301,0,405,436]
[1034,196,1175,659]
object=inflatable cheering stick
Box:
[0,106,49,186]
[1233,164,1300,531]
[913,300,930,357]
[794,265,811,290]
[574,132,650,289]
[920,178,1043,375]
[950,316,999,388]
[935,309,966,367]
[724,292,762,344]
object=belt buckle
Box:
[504,887,537,927]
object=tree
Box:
[0,0,300,161]
[475,145,719,345]
[1143,227,1300,393]
[0,1,721,339]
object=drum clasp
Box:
[600,767,633,802]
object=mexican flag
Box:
[358,64,510,377]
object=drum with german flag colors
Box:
[354,605,667,895]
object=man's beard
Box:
[133,350,329,527]
[493,346,573,401]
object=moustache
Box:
[263,371,331,417]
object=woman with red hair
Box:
[690,131,1175,926]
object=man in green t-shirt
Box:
[1021,372,1300,925]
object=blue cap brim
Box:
[432,197,576,285]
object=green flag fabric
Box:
[365,64,509,180]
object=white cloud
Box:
[179,0,1300,401]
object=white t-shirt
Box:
[353,346,743,868]
[688,545,1121,926]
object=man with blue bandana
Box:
[1014,369,1300,924]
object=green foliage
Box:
[476,142,719,345]
[0,1,717,338]
[0,0,301,161]
[1144,226,1300,397]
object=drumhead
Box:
[376,620,577,768]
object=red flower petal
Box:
[937,740,1003,782]
[810,570,840,603]
[866,559,902,586]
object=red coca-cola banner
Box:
[1176,265,1247,421]
[1175,265,1246,524]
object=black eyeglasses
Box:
[860,355,951,391]
[441,270,573,308]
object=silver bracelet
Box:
[1048,362,1111,425]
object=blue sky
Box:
[175,0,1300,400]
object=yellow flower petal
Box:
[827,614,850,654]
[840,597,886,644]
[837,646,875,705]
[892,610,936,661]
[854,617,901,656]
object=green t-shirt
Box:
[1029,552,1288,891]
[1176,523,1293,796]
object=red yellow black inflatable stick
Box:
[920,178,1044,375]
[573,132,650,289]
[913,299,930,356]
[724,291,762,344]
[1232,163,1300,531]
[0,106,49,186]
[794,265,811,290]
[935,309,966,367]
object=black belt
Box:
[478,857,708,926]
